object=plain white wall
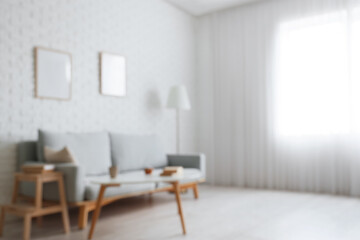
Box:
[0,0,198,203]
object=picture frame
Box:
[35,47,72,100]
[100,52,126,97]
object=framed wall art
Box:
[100,52,126,97]
[35,47,72,100]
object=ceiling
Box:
[166,0,261,16]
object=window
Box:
[275,11,360,136]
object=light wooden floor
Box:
[2,185,360,240]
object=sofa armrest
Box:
[55,163,85,203]
[22,161,42,165]
[167,153,206,179]
[19,162,85,202]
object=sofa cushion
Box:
[37,130,66,163]
[38,130,111,176]
[44,146,77,164]
[110,133,167,172]
[84,171,156,200]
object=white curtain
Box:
[198,0,360,196]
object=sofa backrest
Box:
[38,130,111,176]
[17,141,38,170]
[109,133,167,172]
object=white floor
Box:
[2,185,360,240]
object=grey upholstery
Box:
[37,130,66,162]
[110,133,167,172]
[20,162,86,202]
[17,131,206,203]
[167,154,206,179]
[17,141,37,170]
[38,130,111,176]
[56,163,85,202]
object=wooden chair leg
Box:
[35,177,43,227]
[58,176,70,234]
[12,176,20,204]
[35,177,42,209]
[0,207,5,236]
[23,214,31,240]
[193,184,199,199]
[36,216,43,227]
[78,205,89,229]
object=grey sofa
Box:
[18,130,206,229]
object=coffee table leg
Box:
[0,207,5,236]
[88,185,107,240]
[173,181,186,234]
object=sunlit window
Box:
[275,11,360,136]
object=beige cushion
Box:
[44,146,77,164]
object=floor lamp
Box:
[166,85,191,154]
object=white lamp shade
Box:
[166,85,191,110]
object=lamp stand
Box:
[176,109,180,154]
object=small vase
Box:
[109,166,118,179]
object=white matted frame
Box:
[100,52,126,97]
[35,47,72,100]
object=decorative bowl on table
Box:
[144,168,154,175]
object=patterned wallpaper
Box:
[0,0,198,203]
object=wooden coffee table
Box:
[88,174,192,239]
